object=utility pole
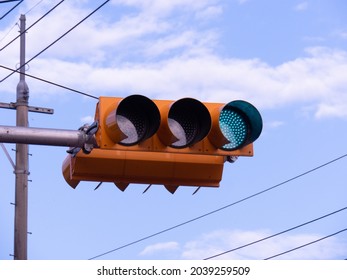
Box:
[14,14,29,260]
[0,14,94,258]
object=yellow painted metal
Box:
[156,101,179,146]
[104,98,127,143]
[62,155,80,189]
[62,148,225,190]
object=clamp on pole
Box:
[67,121,98,156]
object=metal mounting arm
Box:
[0,124,97,150]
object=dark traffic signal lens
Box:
[115,95,160,145]
[168,98,211,148]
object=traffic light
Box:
[62,95,262,193]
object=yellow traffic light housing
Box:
[62,149,224,194]
[62,95,263,193]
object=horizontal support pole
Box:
[0,125,95,147]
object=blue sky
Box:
[0,0,347,260]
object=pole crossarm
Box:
[0,102,54,114]
[0,125,96,148]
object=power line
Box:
[0,0,23,20]
[88,153,347,260]
[264,228,347,260]
[0,0,65,52]
[0,21,18,44]
[24,0,45,15]
[0,0,110,83]
[0,64,99,100]
[203,206,347,260]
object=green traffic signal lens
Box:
[219,100,262,151]
[220,109,248,150]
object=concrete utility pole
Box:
[0,14,95,260]
[14,14,29,260]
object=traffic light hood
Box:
[105,94,160,145]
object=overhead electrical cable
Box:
[0,0,23,21]
[203,206,347,260]
[0,64,99,100]
[0,0,110,83]
[88,153,347,260]
[0,0,65,52]
[0,22,18,45]
[264,228,347,260]
[24,0,45,15]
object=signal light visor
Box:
[105,95,160,146]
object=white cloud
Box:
[2,1,347,121]
[315,103,347,119]
[237,0,249,5]
[181,229,347,260]
[143,30,218,58]
[195,5,223,20]
[267,121,285,129]
[333,29,347,40]
[80,115,94,124]
[10,0,220,64]
[139,241,179,256]
[18,46,347,121]
[137,229,347,259]
[294,2,309,12]
[112,0,222,18]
